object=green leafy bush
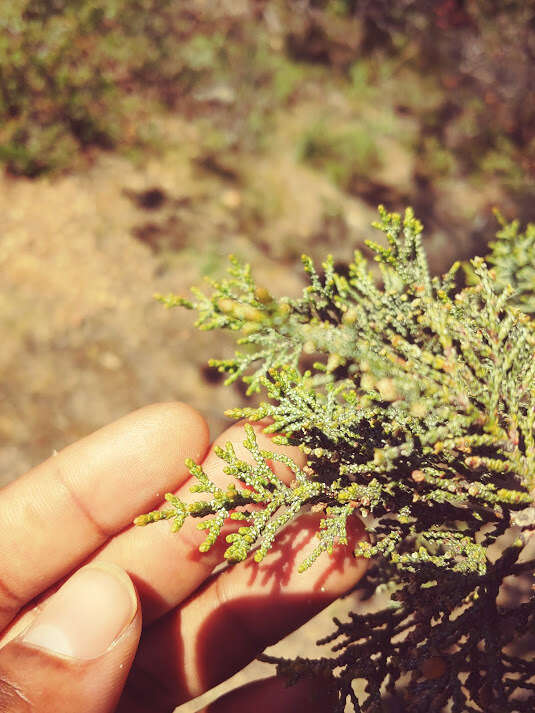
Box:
[0,0,230,175]
[138,207,535,712]
[0,1,132,175]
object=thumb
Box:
[0,563,141,713]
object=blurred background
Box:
[0,1,533,709]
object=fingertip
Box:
[133,401,211,463]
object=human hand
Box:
[0,403,367,712]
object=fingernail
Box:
[22,563,137,659]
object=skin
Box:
[0,403,367,713]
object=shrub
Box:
[137,207,535,712]
[0,0,226,175]
[0,1,132,175]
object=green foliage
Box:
[263,541,535,713]
[139,207,535,711]
[487,212,535,314]
[147,207,535,572]
[0,0,170,174]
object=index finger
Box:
[0,402,210,630]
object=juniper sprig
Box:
[137,207,535,712]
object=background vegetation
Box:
[2,2,533,218]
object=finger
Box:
[91,420,305,624]
[0,563,141,713]
[123,511,367,710]
[200,676,338,713]
[0,402,209,630]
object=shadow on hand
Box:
[122,512,366,713]
[195,511,365,693]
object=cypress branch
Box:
[138,207,535,712]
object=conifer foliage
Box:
[137,208,535,712]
